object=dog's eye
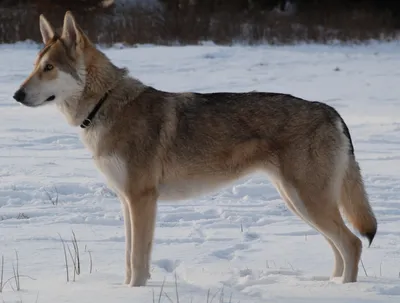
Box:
[44,64,53,72]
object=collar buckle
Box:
[79,91,110,129]
[80,118,92,129]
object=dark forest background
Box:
[1,0,400,45]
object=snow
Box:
[1,41,400,303]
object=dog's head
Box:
[13,11,88,107]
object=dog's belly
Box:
[158,178,234,201]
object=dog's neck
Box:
[57,55,128,127]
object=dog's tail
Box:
[338,120,377,246]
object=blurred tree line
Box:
[158,0,400,16]
[0,0,114,12]
[0,0,399,44]
[156,0,400,29]
[1,0,400,15]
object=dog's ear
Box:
[39,14,55,45]
[61,11,82,49]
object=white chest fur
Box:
[81,128,127,195]
[95,155,127,195]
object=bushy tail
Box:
[339,155,377,246]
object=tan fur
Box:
[14,11,378,286]
[340,156,377,240]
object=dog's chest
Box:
[81,128,127,195]
[80,127,103,154]
[95,155,127,194]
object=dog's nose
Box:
[13,89,26,102]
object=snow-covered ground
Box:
[1,42,400,303]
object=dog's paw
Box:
[129,272,148,287]
[124,270,132,285]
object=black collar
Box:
[80,91,110,129]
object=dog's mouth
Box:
[45,95,55,102]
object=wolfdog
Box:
[13,11,377,286]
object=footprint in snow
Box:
[153,258,181,273]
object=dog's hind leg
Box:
[274,181,344,278]
[126,188,158,287]
[279,179,361,283]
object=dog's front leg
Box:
[127,188,158,287]
[119,195,133,284]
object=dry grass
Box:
[43,186,59,206]
[0,251,36,292]
[153,273,236,303]
[58,233,70,282]
[0,255,4,292]
[58,230,87,282]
